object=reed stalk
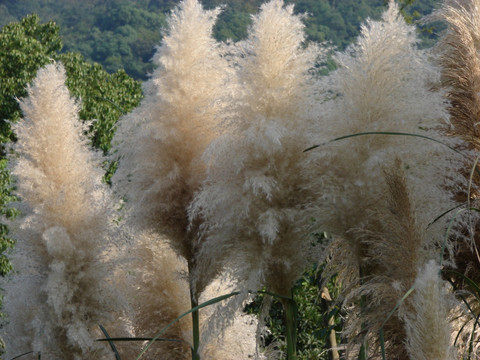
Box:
[283,291,298,360]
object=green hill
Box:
[0,0,442,80]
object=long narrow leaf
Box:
[304,131,465,157]
[135,291,239,360]
[379,328,386,360]
[358,342,367,360]
[97,337,189,344]
[446,278,480,346]
[468,312,480,359]
[375,287,415,359]
[427,203,464,228]
[99,324,122,360]
[381,286,415,328]
[9,351,35,360]
[442,270,480,303]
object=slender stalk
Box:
[190,292,200,360]
[134,291,239,360]
[283,291,298,360]
[359,266,368,360]
[328,315,340,360]
[188,262,200,360]
[321,287,340,360]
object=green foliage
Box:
[76,2,167,79]
[0,159,17,277]
[1,0,441,80]
[59,52,142,153]
[1,0,167,80]
[0,14,142,279]
[246,265,342,359]
[0,14,61,144]
[0,14,143,153]
[0,14,61,280]
[293,0,381,48]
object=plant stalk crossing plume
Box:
[1,62,119,359]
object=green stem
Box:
[188,262,200,360]
[283,292,298,360]
[190,292,200,360]
[359,266,368,360]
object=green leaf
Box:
[304,131,465,158]
[134,291,239,360]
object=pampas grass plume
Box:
[112,0,231,295]
[405,261,457,360]
[2,62,118,359]
[323,0,449,237]
[190,0,323,304]
[320,0,454,299]
[345,162,432,358]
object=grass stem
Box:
[283,291,298,360]
[190,290,200,360]
[188,261,200,360]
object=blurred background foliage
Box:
[0,0,441,80]
[0,13,142,283]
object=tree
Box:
[0,14,61,279]
[0,14,142,282]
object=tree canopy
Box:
[0,14,142,278]
[0,0,442,80]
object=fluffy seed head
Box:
[112,0,231,274]
[2,62,117,359]
[405,261,457,360]
[190,0,324,306]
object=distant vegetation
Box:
[0,0,441,80]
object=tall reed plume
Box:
[320,0,453,302]
[345,162,456,359]
[112,0,230,295]
[112,0,239,357]
[404,260,456,360]
[121,231,259,360]
[190,0,324,323]
[121,230,192,359]
[311,2,461,357]
[430,0,480,355]
[1,63,118,359]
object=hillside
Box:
[0,0,442,80]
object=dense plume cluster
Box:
[319,0,451,257]
[2,0,480,359]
